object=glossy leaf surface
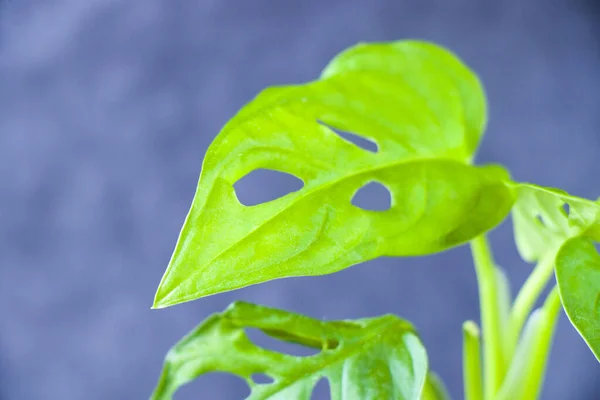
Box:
[555,236,600,361]
[151,301,428,400]
[154,41,514,307]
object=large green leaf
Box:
[153,41,514,307]
[151,301,430,400]
[555,236,600,361]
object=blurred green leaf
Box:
[154,41,515,307]
[420,372,451,400]
[511,183,600,263]
[151,301,429,400]
[555,236,600,361]
[510,185,600,362]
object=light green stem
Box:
[507,249,557,357]
[495,286,561,400]
[519,286,561,400]
[470,235,505,399]
[462,321,483,400]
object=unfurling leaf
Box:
[555,236,600,361]
[151,301,429,400]
[154,41,515,307]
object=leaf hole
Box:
[562,203,570,217]
[234,169,304,206]
[174,372,249,399]
[251,373,275,385]
[351,181,392,211]
[311,377,331,399]
[245,328,321,357]
[535,214,546,227]
[319,121,378,153]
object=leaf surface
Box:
[154,41,514,307]
[151,301,429,400]
[555,236,600,361]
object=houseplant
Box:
[149,40,600,399]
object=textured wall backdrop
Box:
[1,1,599,399]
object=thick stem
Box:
[463,321,483,400]
[507,249,557,357]
[470,235,505,399]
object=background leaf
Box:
[511,183,600,263]
[555,236,600,361]
[154,41,514,307]
[420,372,451,400]
[151,301,429,400]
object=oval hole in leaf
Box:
[535,214,545,227]
[562,203,570,217]
[319,121,378,153]
[234,169,304,206]
[251,373,275,385]
[174,372,249,400]
[351,181,392,211]
[245,328,321,357]
[311,377,331,400]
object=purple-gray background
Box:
[1,1,599,399]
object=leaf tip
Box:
[462,320,480,337]
[152,282,177,309]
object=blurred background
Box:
[1,0,599,399]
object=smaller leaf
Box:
[420,372,451,400]
[511,183,600,263]
[151,302,429,400]
[555,236,600,361]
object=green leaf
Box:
[420,372,451,400]
[510,185,600,362]
[555,236,600,361]
[321,41,487,162]
[154,41,515,307]
[151,301,429,400]
[511,183,600,263]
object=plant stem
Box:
[519,285,561,400]
[463,321,483,400]
[470,235,505,399]
[507,249,557,357]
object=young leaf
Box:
[154,41,514,307]
[511,183,600,263]
[555,236,600,361]
[151,301,429,400]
